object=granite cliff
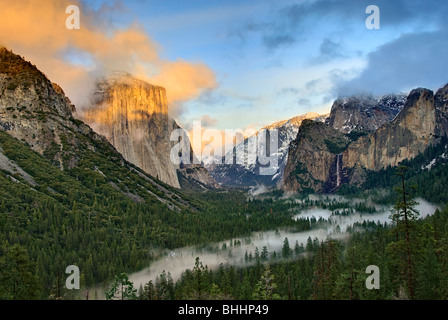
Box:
[81,73,181,188]
[0,47,194,210]
[327,94,405,133]
[283,85,448,193]
[80,73,218,189]
[282,119,350,193]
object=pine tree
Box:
[155,270,174,300]
[261,246,269,261]
[191,257,208,299]
[294,240,303,256]
[388,165,420,299]
[312,239,340,299]
[105,273,137,300]
[252,265,280,300]
[142,280,156,300]
[282,238,292,258]
[239,272,253,299]
[0,244,40,299]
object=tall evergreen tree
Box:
[0,244,40,299]
[282,238,292,259]
[105,273,137,300]
[252,265,280,300]
[388,165,420,299]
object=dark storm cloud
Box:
[233,0,448,50]
[336,27,448,96]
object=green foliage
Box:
[0,129,319,299]
[345,130,368,141]
[387,166,420,299]
[252,265,281,300]
[0,244,40,299]
[105,273,137,300]
[0,47,46,88]
[281,238,292,259]
[6,82,18,91]
[324,137,349,154]
[68,117,84,126]
[362,137,448,204]
[292,162,322,194]
[143,204,448,300]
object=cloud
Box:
[232,0,448,51]
[199,115,218,128]
[314,38,344,64]
[262,34,295,49]
[148,60,217,117]
[233,0,364,50]
[336,27,448,96]
[278,87,300,95]
[305,79,322,91]
[0,0,216,116]
[298,98,311,106]
[196,89,230,106]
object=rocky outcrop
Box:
[327,94,405,133]
[81,73,218,189]
[435,83,448,136]
[0,47,195,210]
[178,164,221,190]
[343,88,438,174]
[282,84,448,193]
[282,120,350,193]
[81,73,181,188]
[0,47,89,169]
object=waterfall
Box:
[336,154,342,187]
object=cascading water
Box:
[336,154,342,187]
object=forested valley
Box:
[1,125,448,300]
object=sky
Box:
[1,0,448,133]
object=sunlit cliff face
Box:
[0,0,216,113]
[80,74,181,188]
[83,73,169,129]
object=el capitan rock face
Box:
[81,73,218,189]
[81,73,181,188]
[282,84,448,193]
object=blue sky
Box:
[78,0,448,130]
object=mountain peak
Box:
[0,47,73,119]
[80,73,179,187]
[328,93,406,133]
[96,72,165,92]
[264,111,325,130]
[0,47,42,78]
